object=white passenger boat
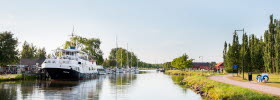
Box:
[41,47,98,80]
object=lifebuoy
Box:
[263,75,269,81]
[256,75,262,80]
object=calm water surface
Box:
[0,70,202,100]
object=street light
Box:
[235,28,245,79]
[199,56,203,62]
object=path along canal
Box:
[0,70,202,100]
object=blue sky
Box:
[1,0,280,63]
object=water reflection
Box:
[0,70,202,100]
[0,82,17,100]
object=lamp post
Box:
[235,28,245,79]
[199,56,203,62]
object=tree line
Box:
[103,48,160,68]
[162,53,193,70]
[21,41,46,59]
[0,32,46,66]
[224,15,280,74]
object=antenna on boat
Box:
[70,26,76,37]
[69,26,77,49]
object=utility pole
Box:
[235,28,245,79]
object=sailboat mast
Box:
[131,49,133,67]
[127,43,129,68]
[115,36,118,68]
[121,48,122,67]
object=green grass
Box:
[165,70,225,76]
[166,70,279,100]
[0,74,37,81]
[229,73,280,88]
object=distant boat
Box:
[118,67,124,73]
[41,47,98,80]
[97,65,106,75]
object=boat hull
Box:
[44,68,96,80]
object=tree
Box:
[163,62,172,70]
[171,54,193,70]
[0,31,18,66]
[225,32,240,73]
[36,48,46,59]
[103,59,117,67]
[64,36,104,65]
[116,48,127,67]
[240,33,250,72]
[275,20,280,74]
[21,41,37,59]
[106,47,157,68]
[223,42,228,70]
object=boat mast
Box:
[131,49,133,68]
[126,43,129,69]
[121,48,122,67]
[115,36,118,68]
[137,58,139,68]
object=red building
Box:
[191,62,210,70]
[214,62,224,72]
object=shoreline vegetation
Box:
[0,74,37,82]
[166,70,279,100]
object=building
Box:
[1,58,45,74]
[214,62,224,72]
[191,62,210,70]
[19,58,45,74]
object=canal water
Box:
[0,70,202,100]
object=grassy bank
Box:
[166,70,279,100]
[0,74,37,81]
[229,73,280,88]
[138,68,157,70]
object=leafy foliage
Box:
[171,54,193,70]
[224,15,280,73]
[0,32,18,66]
[21,41,46,59]
[64,36,104,65]
[104,47,159,68]
[163,62,172,70]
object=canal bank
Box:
[165,70,279,100]
[0,74,37,81]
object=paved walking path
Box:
[209,74,280,96]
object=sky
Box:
[1,0,280,64]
